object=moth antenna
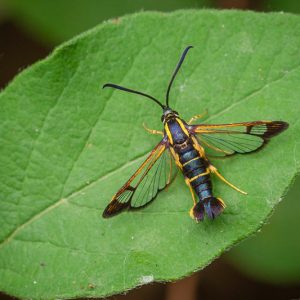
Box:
[165,46,193,107]
[103,83,165,109]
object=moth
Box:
[102,46,288,222]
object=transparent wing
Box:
[103,139,177,218]
[190,121,288,156]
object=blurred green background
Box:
[1,0,300,46]
[0,0,299,299]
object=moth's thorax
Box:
[164,117,190,145]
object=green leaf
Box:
[227,176,300,284]
[3,0,211,44]
[0,10,299,299]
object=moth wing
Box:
[190,121,288,156]
[103,139,177,218]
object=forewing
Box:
[103,139,177,218]
[190,121,288,156]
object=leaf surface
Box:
[0,10,299,299]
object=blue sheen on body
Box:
[168,119,187,144]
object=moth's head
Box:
[161,107,179,123]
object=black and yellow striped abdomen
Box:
[176,143,213,202]
[165,118,213,203]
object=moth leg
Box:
[184,177,199,221]
[143,122,164,135]
[188,109,208,124]
[184,177,197,206]
[209,164,247,195]
[191,136,206,157]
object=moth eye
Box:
[161,115,164,122]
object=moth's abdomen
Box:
[180,148,213,200]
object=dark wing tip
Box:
[279,121,289,130]
[102,200,130,218]
[265,121,289,138]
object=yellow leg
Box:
[188,109,208,124]
[209,164,247,195]
[143,122,163,135]
[184,177,199,221]
[191,136,206,157]
[185,177,197,206]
